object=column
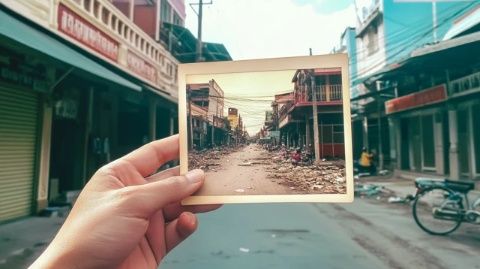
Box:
[362,116,369,149]
[37,98,53,212]
[305,114,311,148]
[448,109,460,180]
[388,117,397,170]
[149,98,157,141]
[434,113,445,175]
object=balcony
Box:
[2,0,178,97]
[449,71,480,97]
[294,84,343,105]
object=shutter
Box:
[0,86,39,222]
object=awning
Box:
[143,84,178,104]
[160,22,232,63]
[0,8,141,92]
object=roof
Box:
[352,31,480,101]
[160,22,232,63]
[443,5,480,40]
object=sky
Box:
[183,0,356,135]
[184,0,356,60]
[187,70,296,135]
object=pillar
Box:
[388,117,397,170]
[305,114,311,148]
[149,98,157,141]
[434,113,445,175]
[448,109,460,180]
[362,116,369,149]
[37,98,53,212]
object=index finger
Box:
[120,134,179,177]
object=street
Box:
[1,191,479,269]
[194,144,294,196]
[192,144,346,196]
[162,198,480,269]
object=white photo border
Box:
[178,54,353,204]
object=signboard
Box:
[127,50,157,84]
[385,84,447,114]
[58,3,119,61]
[0,47,50,92]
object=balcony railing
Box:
[2,0,178,97]
[294,84,342,104]
[449,71,480,96]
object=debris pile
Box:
[189,147,237,171]
[266,158,347,194]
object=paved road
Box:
[195,144,294,196]
[162,198,480,269]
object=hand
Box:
[30,135,219,269]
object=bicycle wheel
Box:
[412,187,464,235]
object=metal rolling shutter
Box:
[0,86,39,222]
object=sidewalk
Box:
[358,174,480,202]
[0,216,64,269]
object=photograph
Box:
[178,55,354,204]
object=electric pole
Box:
[308,49,321,163]
[196,0,203,61]
[190,0,212,62]
[310,69,321,163]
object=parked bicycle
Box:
[412,178,480,235]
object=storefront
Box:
[387,84,450,176]
[0,45,48,222]
[0,7,142,221]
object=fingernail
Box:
[185,169,204,183]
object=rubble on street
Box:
[189,146,239,171]
[264,153,347,194]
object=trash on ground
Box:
[235,188,245,193]
[239,247,250,253]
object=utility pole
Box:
[196,0,203,61]
[309,48,321,162]
[187,88,193,150]
[190,0,212,62]
[310,69,321,163]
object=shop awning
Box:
[0,8,141,92]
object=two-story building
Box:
[278,69,344,159]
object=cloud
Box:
[185,0,356,60]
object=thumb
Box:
[117,169,205,218]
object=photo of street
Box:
[186,68,347,196]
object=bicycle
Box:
[412,177,480,235]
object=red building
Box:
[278,68,344,158]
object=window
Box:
[366,24,379,56]
[161,0,172,23]
[173,13,182,26]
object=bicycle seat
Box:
[445,179,476,193]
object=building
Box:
[350,0,477,169]
[277,69,344,158]
[187,79,229,147]
[0,0,185,223]
[360,5,480,180]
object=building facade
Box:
[0,0,181,223]
[350,0,477,170]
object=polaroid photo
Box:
[178,54,353,204]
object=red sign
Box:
[385,84,447,114]
[57,3,119,61]
[127,51,157,83]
